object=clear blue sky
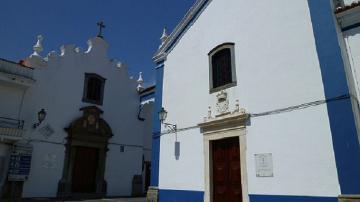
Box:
[0,0,195,85]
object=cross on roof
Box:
[97,21,106,38]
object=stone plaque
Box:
[255,153,273,177]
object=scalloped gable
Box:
[24,36,111,68]
[85,37,109,57]
[21,34,139,91]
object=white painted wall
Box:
[0,82,26,120]
[0,61,33,197]
[0,144,10,193]
[106,146,143,196]
[246,105,339,196]
[343,0,358,5]
[22,142,64,197]
[159,128,204,191]
[19,37,149,198]
[159,0,340,197]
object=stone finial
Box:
[208,106,212,119]
[116,61,127,69]
[203,106,212,122]
[137,72,144,92]
[24,35,46,67]
[75,47,82,53]
[85,37,109,56]
[234,99,240,112]
[60,44,76,56]
[32,35,44,57]
[160,27,168,42]
[159,27,168,49]
[45,51,58,61]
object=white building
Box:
[0,34,154,199]
[0,58,35,198]
[334,1,360,200]
[147,0,360,202]
[335,0,360,144]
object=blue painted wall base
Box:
[158,189,338,202]
[159,189,204,202]
[249,195,337,202]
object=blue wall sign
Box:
[8,144,33,181]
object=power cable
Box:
[154,94,353,137]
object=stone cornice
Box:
[335,1,360,14]
[198,111,249,134]
[153,0,209,63]
[336,5,360,31]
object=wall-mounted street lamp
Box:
[33,109,46,129]
[159,107,180,160]
[158,107,177,132]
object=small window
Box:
[209,43,236,93]
[83,73,106,105]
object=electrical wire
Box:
[154,93,353,137]
[108,142,150,150]
[14,94,355,142]
[27,138,65,146]
[24,138,150,151]
[249,94,350,118]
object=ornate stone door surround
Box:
[199,111,249,202]
[57,106,113,198]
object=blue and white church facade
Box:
[148,0,360,201]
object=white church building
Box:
[2,0,360,201]
[147,0,360,202]
[0,33,154,199]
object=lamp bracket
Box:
[163,122,177,133]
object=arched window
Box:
[83,73,106,105]
[208,43,236,93]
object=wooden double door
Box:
[71,146,99,193]
[212,137,242,202]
